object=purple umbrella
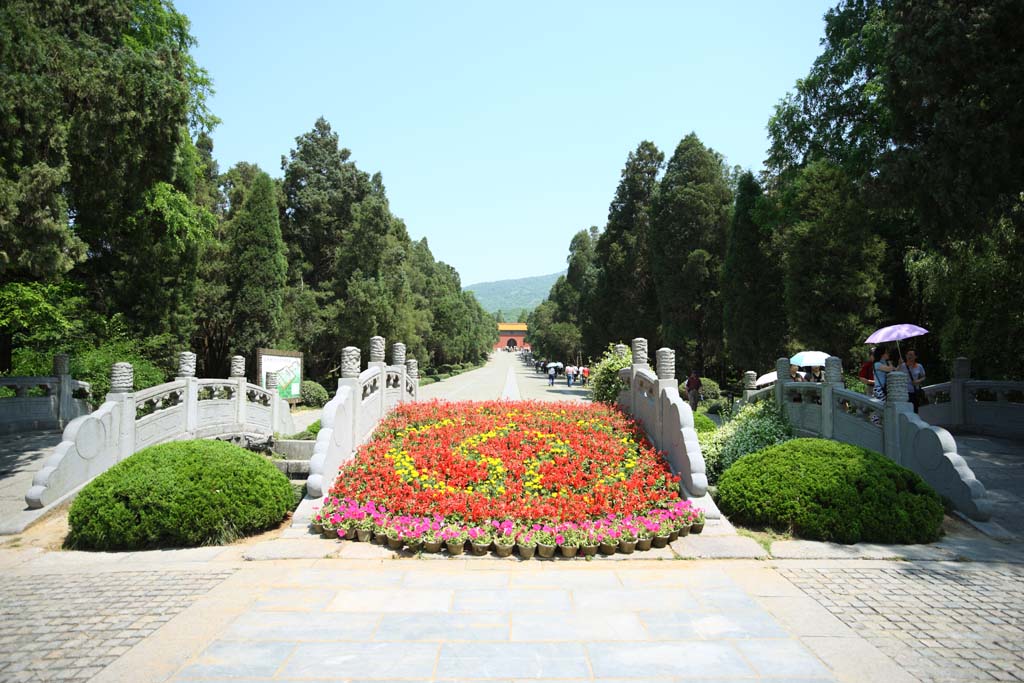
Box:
[865,324,928,363]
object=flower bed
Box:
[316,400,704,557]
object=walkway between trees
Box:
[417,351,589,403]
[0,431,61,531]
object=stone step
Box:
[271,458,310,479]
[272,439,315,460]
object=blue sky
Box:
[179,1,834,286]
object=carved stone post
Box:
[392,343,406,367]
[951,357,971,428]
[110,362,134,394]
[178,351,199,435]
[109,362,135,461]
[614,343,629,358]
[656,348,675,380]
[341,347,361,378]
[883,370,911,465]
[53,354,72,426]
[178,352,197,378]
[406,358,419,402]
[229,355,246,428]
[774,357,790,410]
[369,336,386,364]
[630,338,648,366]
[742,371,756,391]
[821,356,844,439]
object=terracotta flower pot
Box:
[405,539,423,553]
[652,535,669,548]
[423,540,442,553]
[517,544,536,560]
[668,529,679,542]
[691,521,705,534]
[580,544,598,557]
[559,544,579,558]
[321,528,336,539]
[598,541,617,555]
[446,540,465,556]
[356,528,371,543]
[636,537,653,551]
[311,522,323,535]
[471,541,490,556]
[387,536,404,550]
[618,539,637,554]
[677,523,691,538]
[537,543,556,559]
[344,528,357,541]
[373,531,388,544]
[494,543,514,558]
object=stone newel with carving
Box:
[178,352,197,378]
[230,355,245,378]
[631,338,648,366]
[614,343,629,358]
[405,358,418,379]
[369,336,386,363]
[825,356,843,384]
[341,347,361,378]
[53,354,70,377]
[392,342,406,367]
[110,362,134,393]
[656,348,675,380]
[743,371,757,390]
[887,370,909,404]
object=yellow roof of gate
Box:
[498,322,528,332]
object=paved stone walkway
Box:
[953,435,1024,538]
[0,566,234,682]
[0,431,61,524]
[781,564,1024,683]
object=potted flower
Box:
[322,512,342,539]
[467,526,493,556]
[533,526,557,559]
[598,526,619,555]
[440,525,467,555]
[385,524,404,550]
[617,520,638,554]
[691,509,705,534]
[311,508,324,535]
[516,530,537,560]
[492,520,516,558]
[557,526,582,558]
[579,524,599,557]
[636,516,659,551]
[355,514,374,543]
[652,515,672,548]
[421,519,443,553]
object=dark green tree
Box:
[229,171,287,369]
[648,133,732,374]
[722,172,787,373]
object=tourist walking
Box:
[547,365,556,386]
[565,365,576,387]
[898,350,926,413]
[858,347,876,395]
[685,371,702,411]
[581,366,589,386]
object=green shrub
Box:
[300,380,329,407]
[700,377,721,400]
[693,412,717,434]
[589,344,632,404]
[701,397,732,416]
[717,438,944,544]
[438,363,455,374]
[419,377,438,386]
[66,439,293,550]
[700,400,793,484]
[288,419,322,441]
[843,373,867,394]
[70,341,167,408]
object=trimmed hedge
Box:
[300,380,329,407]
[717,438,944,544]
[693,412,717,434]
[66,439,293,550]
[699,377,721,400]
[700,400,793,484]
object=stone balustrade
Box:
[919,358,1024,439]
[0,354,92,434]
[305,337,419,498]
[24,354,295,511]
[614,339,716,518]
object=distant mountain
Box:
[464,271,564,316]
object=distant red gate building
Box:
[495,322,529,351]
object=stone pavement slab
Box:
[0,430,61,525]
[671,534,768,559]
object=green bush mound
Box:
[693,412,717,434]
[300,380,329,407]
[699,377,721,400]
[288,418,322,441]
[66,439,294,550]
[700,400,793,484]
[717,438,944,544]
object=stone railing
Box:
[615,339,716,517]
[0,354,91,434]
[771,356,991,521]
[306,337,418,498]
[920,358,1024,439]
[25,352,294,510]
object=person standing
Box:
[685,371,702,411]
[547,365,556,386]
[898,350,926,413]
[581,366,589,386]
[858,348,876,395]
[871,346,897,424]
